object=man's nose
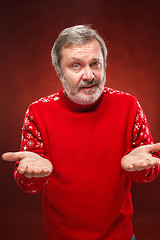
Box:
[82,67,94,81]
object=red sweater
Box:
[15,87,159,240]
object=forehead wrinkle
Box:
[63,40,102,54]
[65,47,100,55]
[63,49,103,61]
[60,40,104,65]
[69,57,102,64]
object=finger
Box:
[33,169,41,174]
[126,164,134,171]
[42,168,51,174]
[2,152,21,162]
[148,157,160,166]
[146,142,160,153]
[24,173,34,178]
[24,170,51,178]
[24,172,44,178]
[130,157,160,171]
[17,167,26,174]
[17,162,27,174]
[133,159,151,169]
[141,161,149,168]
[24,169,40,178]
[2,151,27,162]
[25,167,33,175]
[33,168,51,177]
[17,160,29,174]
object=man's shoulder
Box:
[30,90,62,107]
[103,87,137,102]
[104,87,130,96]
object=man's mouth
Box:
[81,83,97,89]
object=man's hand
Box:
[121,143,160,172]
[2,151,53,178]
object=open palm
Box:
[2,151,53,178]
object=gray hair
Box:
[51,25,107,74]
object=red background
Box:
[1,0,160,239]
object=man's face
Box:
[59,39,106,105]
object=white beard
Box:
[60,73,106,105]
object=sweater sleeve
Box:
[14,107,51,194]
[123,100,160,183]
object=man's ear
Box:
[55,67,61,79]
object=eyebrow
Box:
[70,58,81,62]
[91,58,102,62]
[70,57,102,62]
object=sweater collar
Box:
[59,89,103,112]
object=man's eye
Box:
[91,62,101,68]
[72,64,81,70]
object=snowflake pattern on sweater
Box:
[21,88,153,153]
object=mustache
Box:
[78,79,99,89]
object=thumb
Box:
[146,142,160,153]
[2,152,25,162]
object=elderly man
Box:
[2,25,160,240]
